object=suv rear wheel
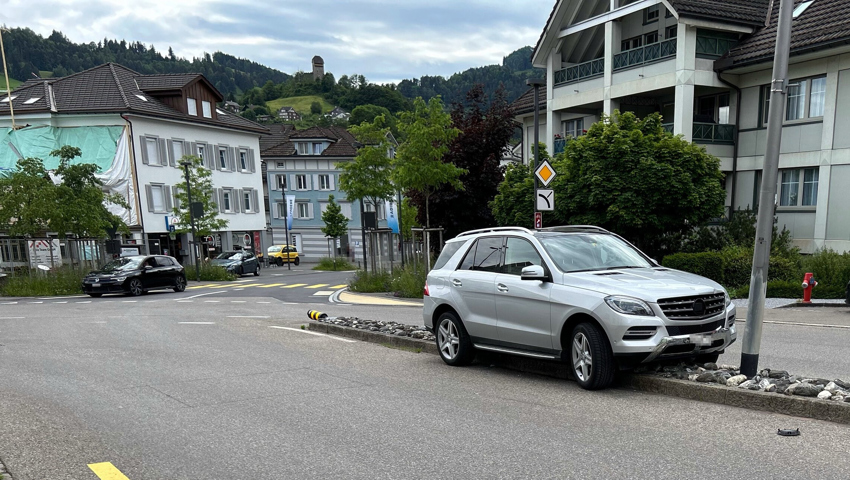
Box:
[436,311,475,366]
[570,323,615,390]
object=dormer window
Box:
[297,142,310,155]
[1,95,17,103]
[23,97,42,104]
[187,98,197,116]
[135,94,148,102]
[313,142,324,155]
[202,101,212,118]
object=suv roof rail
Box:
[455,226,535,238]
[537,225,611,233]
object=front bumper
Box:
[643,326,734,363]
[81,280,126,293]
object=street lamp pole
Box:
[527,78,545,229]
[181,161,200,282]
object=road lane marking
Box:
[209,284,234,289]
[88,461,131,480]
[76,301,91,304]
[313,290,335,296]
[39,295,89,300]
[29,301,43,304]
[204,300,221,303]
[122,301,137,303]
[176,300,194,303]
[178,321,216,325]
[255,283,285,288]
[1,302,18,305]
[269,326,356,342]
[304,284,329,289]
[282,283,308,288]
[329,284,348,289]
[182,291,226,299]
[235,283,262,287]
[257,301,271,304]
[764,320,850,329]
[186,285,211,290]
[233,288,245,291]
[54,301,68,304]
[230,300,247,303]
[0,317,25,319]
[227,315,270,318]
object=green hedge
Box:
[733,281,846,300]
[0,267,86,296]
[661,252,724,284]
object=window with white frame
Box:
[297,202,311,219]
[276,162,285,168]
[239,149,248,170]
[276,174,287,190]
[318,174,331,190]
[202,101,212,118]
[761,75,827,125]
[197,144,206,162]
[187,98,197,116]
[151,185,165,212]
[296,174,308,190]
[243,190,252,212]
[621,36,642,52]
[222,190,232,212]
[644,5,659,23]
[666,25,677,39]
[171,140,184,163]
[219,148,228,170]
[562,119,584,139]
[779,168,818,207]
[297,143,310,155]
[145,137,161,166]
[313,142,324,155]
[644,31,659,45]
[340,202,352,219]
[277,202,287,219]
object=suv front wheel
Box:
[570,323,616,390]
[436,311,475,366]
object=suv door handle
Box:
[497,283,509,292]
[452,279,463,287]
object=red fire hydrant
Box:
[802,272,818,304]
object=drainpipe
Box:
[715,73,741,219]
[121,114,147,252]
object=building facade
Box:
[0,63,268,264]
[516,0,850,253]
[278,106,302,121]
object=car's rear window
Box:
[433,241,465,270]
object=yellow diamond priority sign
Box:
[534,160,556,187]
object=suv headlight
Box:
[114,276,127,282]
[724,290,731,307]
[604,296,655,316]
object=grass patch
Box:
[313,257,356,271]
[38,70,54,78]
[381,343,423,354]
[0,266,85,297]
[349,264,427,298]
[266,95,334,115]
[196,262,237,281]
[0,77,22,91]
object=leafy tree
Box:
[394,96,464,228]
[552,111,726,257]
[339,114,396,212]
[321,194,349,266]
[0,146,128,238]
[491,163,535,229]
[310,101,322,115]
[400,197,420,241]
[171,155,228,237]
[412,85,513,238]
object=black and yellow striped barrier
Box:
[307,310,328,320]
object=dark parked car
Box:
[211,250,260,276]
[82,255,187,297]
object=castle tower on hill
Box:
[312,56,324,80]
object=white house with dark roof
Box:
[514,0,850,254]
[277,106,301,121]
[0,63,269,263]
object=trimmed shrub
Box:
[349,269,392,293]
[313,257,356,271]
[661,252,724,284]
[734,280,846,300]
[720,246,801,288]
[197,262,237,281]
[390,264,427,298]
[801,249,850,292]
[0,266,85,296]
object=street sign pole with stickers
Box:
[534,160,557,227]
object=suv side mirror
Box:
[521,265,548,282]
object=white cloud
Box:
[1,0,553,83]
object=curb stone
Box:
[308,320,850,425]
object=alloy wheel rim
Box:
[130,280,142,295]
[572,332,592,382]
[438,319,460,360]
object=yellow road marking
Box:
[88,462,130,480]
[304,284,329,289]
[208,284,234,288]
[255,283,285,288]
[282,283,308,288]
[187,285,211,290]
[235,283,263,287]
[329,284,348,289]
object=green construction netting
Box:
[0,125,123,177]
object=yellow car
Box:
[267,245,300,266]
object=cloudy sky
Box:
[1,0,553,84]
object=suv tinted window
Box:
[156,256,174,266]
[471,237,503,272]
[433,241,464,270]
[502,238,542,275]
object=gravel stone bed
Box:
[732,298,847,309]
[316,316,435,342]
[637,361,850,403]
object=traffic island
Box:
[306,318,850,425]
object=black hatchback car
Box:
[82,255,187,297]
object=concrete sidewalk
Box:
[335,290,424,307]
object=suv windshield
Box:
[216,252,243,260]
[537,233,652,273]
[99,257,143,272]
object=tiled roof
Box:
[510,87,547,116]
[135,73,205,92]
[259,124,294,152]
[261,125,358,158]
[0,63,266,134]
[668,0,770,25]
[719,0,850,68]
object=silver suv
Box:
[423,226,736,390]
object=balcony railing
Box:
[662,122,736,144]
[554,58,604,86]
[554,138,566,154]
[613,39,677,71]
[695,32,738,58]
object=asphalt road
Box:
[1,299,849,479]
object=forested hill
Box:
[397,47,544,106]
[2,28,289,98]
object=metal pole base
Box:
[741,353,759,378]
